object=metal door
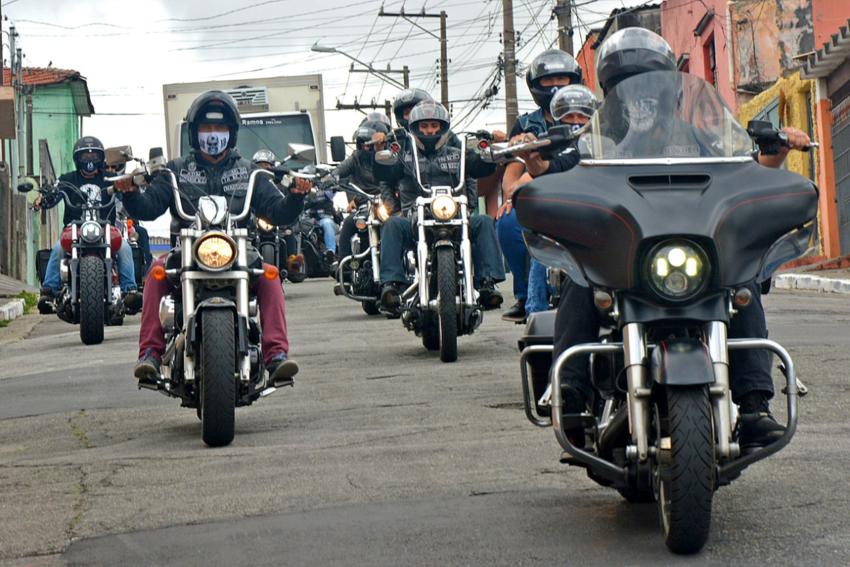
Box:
[833,96,850,253]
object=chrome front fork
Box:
[622,323,651,461]
[180,234,196,383]
[458,202,475,307]
[417,207,429,308]
[707,321,738,459]
[236,233,250,383]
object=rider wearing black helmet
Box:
[378,101,505,314]
[498,48,582,323]
[334,120,392,262]
[549,27,812,450]
[116,90,309,388]
[37,135,141,314]
[392,88,434,130]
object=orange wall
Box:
[577,32,598,94]
[812,0,850,49]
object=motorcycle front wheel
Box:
[361,301,381,316]
[654,385,715,554]
[436,247,458,363]
[200,309,237,447]
[79,256,105,345]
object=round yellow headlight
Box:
[194,234,236,271]
[431,195,458,221]
[257,218,274,232]
[375,203,390,223]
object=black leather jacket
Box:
[379,142,495,215]
[122,150,304,231]
[333,151,382,206]
[43,170,117,226]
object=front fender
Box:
[650,338,715,386]
[186,297,248,358]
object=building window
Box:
[703,34,717,86]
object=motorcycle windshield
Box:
[578,71,753,161]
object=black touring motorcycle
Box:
[513,72,818,554]
[22,180,132,344]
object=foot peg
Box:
[778,362,808,397]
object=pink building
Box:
[661,0,737,110]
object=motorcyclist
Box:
[334,120,391,261]
[37,136,141,314]
[303,176,340,266]
[114,91,308,387]
[549,27,811,449]
[497,49,582,323]
[252,149,277,170]
[378,100,505,314]
[510,85,599,316]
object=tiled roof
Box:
[801,19,850,79]
[2,66,83,86]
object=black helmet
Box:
[550,85,599,124]
[353,121,391,150]
[360,111,392,128]
[408,101,451,154]
[252,149,277,166]
[595,27,676,94]
[525,49,582,110]
[185,90,241,152]
[392,88,434,129]
[73,136,105,174]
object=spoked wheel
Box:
[199,309,237,447]
[79,256,105,345]
[653,386,715,554]
[436,247,458,363]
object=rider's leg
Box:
[495,208,528,302]
[525,259,550,315]
[469,214,506,286]
[255,265,290,365]
[338,214,357,259]
[134,256,170,379]
[116,239,137,293]
[318,216,337,254]
[553,278,600,410]
[42,240,64,292]
[378,216,415,285]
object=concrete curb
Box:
[774,273,850,294]
[0,298,25,321]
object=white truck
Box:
[162,74,327,164]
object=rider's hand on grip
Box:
[113,176,137,193]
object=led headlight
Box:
[257,218,274,232]
[193,232,237,271]
[646,240,709,301]
[431,195,458,221]
[80,221,103,244]
[375,203,390,223]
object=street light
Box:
[311,42,405,89]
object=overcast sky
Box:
[3,0,639,233]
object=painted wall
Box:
[576,32,599,94]
[811,0,850,49]
[662,0,738,110]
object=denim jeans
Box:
[318,216,337,253]
[525,259,549,315]
[380,214,506,287]
[43,237,136,293]
[496,208,528,302]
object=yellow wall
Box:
[737,71,817,180]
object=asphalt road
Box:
[1,280,849,566]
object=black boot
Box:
[562,384,589,448]
[501,299,526,323]
[738,390,785,449]
[477,278,503,310]
[37,288,56,314]
[380,282,403,318]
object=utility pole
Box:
[349,63,410,88]
[503,0,518,130]
[555,0,574,55]
[336,98,394,120]
[379,7,448,106]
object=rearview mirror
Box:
[375,150,397,165]
[17,182,33,193]
[330,136,347,163]
[288,143,316,162]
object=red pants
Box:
[138,256,289,365]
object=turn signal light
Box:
[594,290,613,310]
[733,287,753,307]
[478,139,490,150]
[151,265,167,282]
[390,142,401,153]
[263,265,279,280]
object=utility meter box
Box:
[0,87,16,139]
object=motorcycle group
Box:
[20,28,821,554]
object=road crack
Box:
[65,465,89,542]
[68,410,92,449]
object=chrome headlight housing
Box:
[375,202,391,223]
[80,221,103,244]
[645,240,709,301]
[192,231,237,271]
[431,195,458,221]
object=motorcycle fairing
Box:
[514,161,817,290]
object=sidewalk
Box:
[775,268,850,294]
[0,273,37,324]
